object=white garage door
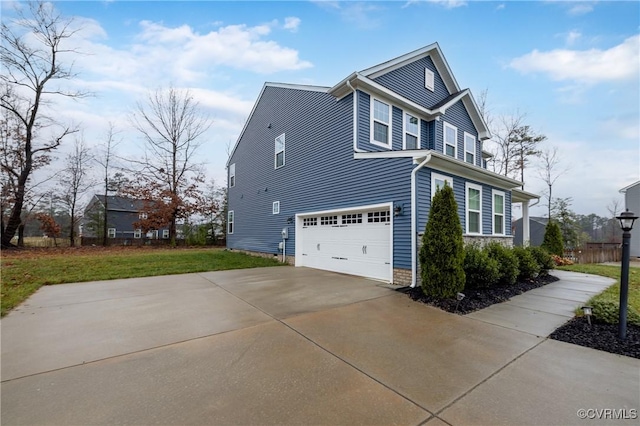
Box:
[298,208,391,281]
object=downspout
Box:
[410,154,432,288]
[347,78,365,153]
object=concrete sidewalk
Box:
[2,267,638,425]
[467,270,616,336]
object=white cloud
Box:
[427,0,468,9]
[313,1,382,29]
[283,17,301,32]
[509,34,640,84]
[568,2,595,16]
[496,4,505,11]
[565,30,581,46]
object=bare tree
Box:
[58,136,95,246]
[0,1,86,247]
[125,86,212,245]
[512,125,546,188]
[537,147,568,219]
[94,123,121,246]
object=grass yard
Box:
[559,263,640,321]
[1,247,283,317]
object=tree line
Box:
[1,1,227,248]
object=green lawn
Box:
[559,264,640,324]
[1,247,283,317]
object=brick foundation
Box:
[393,268,412,286]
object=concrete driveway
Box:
[2,267,638,425]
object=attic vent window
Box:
[425,69,435,92]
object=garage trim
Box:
[295,202,393,282]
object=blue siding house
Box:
[226,43,538,286]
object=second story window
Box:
[404,113,419,150]
[464,133,476,165]
[275,134,285,169]
[229,163,236,187]
[372,98,391,147]
[139,212,148,220]
[444,122,457,158]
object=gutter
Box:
[410,154,432,288]
[347,78,365,153]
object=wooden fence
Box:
[565,247,621,264]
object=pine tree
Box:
[419,184,465,298]
[542,220,564,256]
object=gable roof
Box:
[512,216,549,225]
[89,195,145,213]
[620,180,640,193]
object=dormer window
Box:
[444,122,457,158]
[371,98,391,148]
[425,69,435,92]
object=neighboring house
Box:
[512,216,548,247]
[81,195,171,242]
[226,43,539,286]
[620,181,640,257]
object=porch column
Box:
[522,201,530,246]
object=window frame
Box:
[425,68,435,92]
[229,163,236,187]
[275,134,285,169]
[465,182,483,235]
[138,212,148,220]
[464,132,476,165]
[443,122,457,158]
[370,97,392,149]
[403,112,420,150]
[162,229,170,239]
[492,190,506,236]
[107,228,116,239]
[431,173,453,198]
[272,201,280,215]
[134,229,141,239]
[228,210,234,235]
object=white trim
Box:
[295,202,394,283]
[492,190,506,236]
[403,112,420,150]
[466,183,482,235]
[620,180,640,193]
[464,132,476,165]
[107,228,116,238]
[228,210,234,235]
[275,133,285,169]
[425,68,435,92]
[431,173,453,198]
[411,155,433,287]
[162,229,170,239]
[272,201,280,215]
[443,122,457,159]
[229,163,236,187]
[370,97,392,149]
[134,229,141,239]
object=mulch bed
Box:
[399,275,640,359]
[397,274,559,314]
[550,317,640,359]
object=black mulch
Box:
[396,274,559,314]
[398,275,640,359]
[550,317,640,359]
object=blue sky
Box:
[3,0,639,217]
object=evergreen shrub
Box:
[486,242,519,286]
[463,244,500,289]
[542,221,564,257]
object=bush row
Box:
[463,243,554,290]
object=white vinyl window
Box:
[138,212,147,219]
[464,133,476,165]
[404,113,420,150]
[371,98,391,148]
[228,211,234,234]
[134,229,141,239]
[444,122,457,158]
[466,183,482,235]
[425,69,435,92]
[146,230,158,239]
[493,190,505,235]
[275,134,285,169]
[107,228,116,238]
[273,201,280,215]
[162,229,169,239]
[431,173,453,197]
[229,163,236,187]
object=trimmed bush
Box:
[463,244,500,289]
[528,246,554,276]
[419,184,465,299]
[590,298,640,326]
[513,246,539,281]
[542,220,564,257]
[486,242,519,286]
